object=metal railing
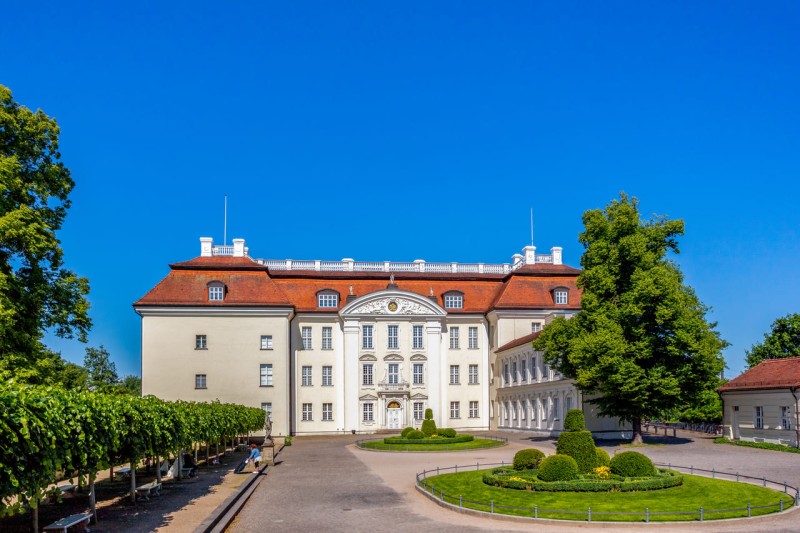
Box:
[415,462,799,522]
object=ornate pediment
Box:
[383,354,404,361]
[410,393,429,400]
[409,353,427,361]
[360,394,378,401]
[359,354,377,361]
[340,289,446,317]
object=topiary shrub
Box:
[537,454,579,482]
[595,448,611,467]
[563,409,585,431]
[400,426,415,438]
[424,408,433,420]
[440,428,457,438]
[421,408,437,437]
[610,451,656,478]
[513,448,545,470]
[555,430,597,472]
[407,430,424,440]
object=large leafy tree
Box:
[84,345,119,391]
[534,193,726,443]
[0,84,91,382]
[746,313,800,368]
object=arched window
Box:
[442,290,464,309]
[553,287,569,305]
[316,289,340,308]
[208,281,226,301]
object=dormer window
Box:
[317,290,339,308]
[554,288,569,305]
[208,281,226,301]
[443,291,464,309]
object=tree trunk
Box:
[30,495,38,533]
[177,449,183,481]
[206,444,210,464]
[130,458,137,504]
[631,417,643,444]
[89,471,97,524]
[155,455,162,485]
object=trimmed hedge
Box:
[401,426,415,438]
[383,434,474,445]
[513,448,545,470]
[538,454,579,482]
[482,469,683,492]
[610,451,656,478]
[715,437,800,454]
[421,419,437,437]
[595,448,611,467]
[407,430,425,440]
[563,409,585,431]
[556,430,597,472]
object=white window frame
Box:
[261,402,272,419]
[322,403,333,421]
[449,365,460,385]
[413,401,424,421]
[553,397,560,420]
[450,401,460,419]
[413,363,424,385]
[503,363,509,386]
[318,293,338,308]
[302,403,313,421]
[531,356,538,380]
[468,364,479,385]
[363,402,374,422]
[195,374,207,389]
[208,285,224,301]
[554,288,569,305]
[444,294,463,309]
[260,335,273,350]
[754,406,764,429]
[387,325,399,349]
[362,363,374,386]
[512,362,517,384]
[362,325,374,349]
[468,327,478,349]
[520,360,527,382]
[412,325,424,350]
[322,327,333,350]
[260,364,273,386]
[469,401,479,418]
[302,365,312,386]
[388,363,399,384]
[322,365,333,386]
[782,406,792,430]
[531,322,541,333]
[449,327,460,349]
[195,335,207,350]
[301,327,312,350]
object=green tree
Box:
[119,374,142,396]
[84,345,118,391]
[745,313,800,368]
[534,193,726,443]
[0,84,91,383]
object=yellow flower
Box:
[593,466,611,479]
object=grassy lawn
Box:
[422,469,792,521]
[359,438,505,452]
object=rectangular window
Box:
[450,327,460,349]
[388,363,399,384]
[301,327,312,350]
[260,335,273,350]
[554,289,568,305]
[450,401,460,419]
[322,403,333,421]
[542,399,548,421]
[414,402,424,421]
[261,402,272,419]
[468,364,479,385]
[209,285,224,301]
[302,366,312,386]
[468,327,478,349]
[318,293,338,308]
[565,396,573,413]
[531,357,538,380]
[782,407,792,430]
[521,401,526,420]
[322,327,333,350]
[363,402,374,422]
[260,364,273,386]
[195,374,207,389]
[322,365,332,386]
[531,400,537,420]
[195,335,207,350]
[469,401,479,418]
[754,406,764,429]
[449,365,460,385]
[412,325,424,349]
[521,360,527,382]
[362,364,374,386]
[444,294,463,308]
[503,363,509,386]
[512,362,517,383]
[413,363,424,385]
[553,397,560,420]
[362,325,373,349]
[542,361,548,380]
[531,322,541,333]
[302,403,312,421]
[387,325,399,349]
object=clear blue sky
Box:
[2,1,798,379]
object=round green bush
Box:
[563,409,585,431]
[538,454,579,482]
[400,426,415,438]
[424,408,434,420]
[609,451,656,478]
[513,448,545,470]
[407,430,425,440]
[595,448,611,467]
[440,428,457,438]
[555,430,597,472]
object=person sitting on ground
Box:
[247,443,262,471]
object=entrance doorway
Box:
[387,401,402,429]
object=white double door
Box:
[387,408,402,429]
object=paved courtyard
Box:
[230,432,800,533]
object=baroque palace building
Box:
[135,237,625,438]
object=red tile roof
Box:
[492,275,582,310]
[718,357,800,392]
[497,331,541,353]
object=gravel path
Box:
[229,431,800,533]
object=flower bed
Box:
[383,435,475,445]
[483,467,683,492]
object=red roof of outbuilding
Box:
[718,357,800,392]
[497,331,542,353]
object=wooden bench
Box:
[135,481,162,501]
[43,512,91,532]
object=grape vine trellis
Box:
[0,382,266,520]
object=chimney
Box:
[551,246,563,265]
[523,245,536,265]
[200,237,213,257]
[511,253,524,267]
[232,238,246,257]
